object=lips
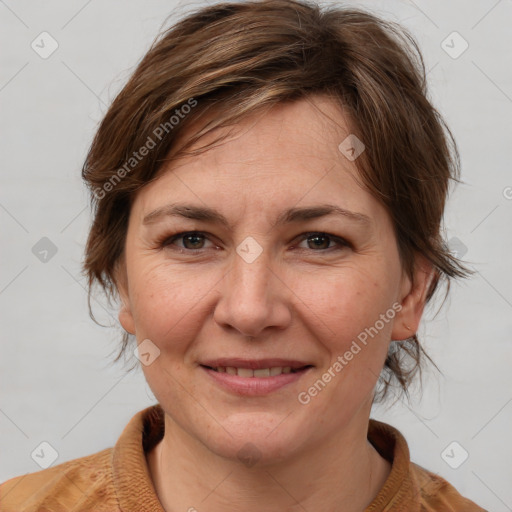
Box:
[200,359,313,395]
[203,366,306,377]
[200,358,312,370]
[200,358,313,378]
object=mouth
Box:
[200,365,313,377]
[199,358,314,395]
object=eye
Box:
[159,231,350,253]
[161,231,216,251]
[295,232,350,251]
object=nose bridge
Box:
[214,239,290,337]
[230,242,274,307]
[228,229,271,284]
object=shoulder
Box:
[411,462,488,512]
[1,404,165,512]
[0,447,118,512]
[367,419,488,511]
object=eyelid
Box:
[160,230,350,253]
[161,231,218,251]
[294,232,350,250]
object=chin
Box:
[201,412,309,467]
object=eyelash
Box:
[158,231,351,254]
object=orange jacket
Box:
[1,404,487,511]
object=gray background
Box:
[1,0,511,510]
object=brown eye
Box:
[161,231,214,251]
[296,232,349,251]
[181,233,206,249]
[306,234,331,250]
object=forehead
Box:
[132,96,383,224]
[170,95,354,169]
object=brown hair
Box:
[81,0,473,402]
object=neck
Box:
[147,411,391,512]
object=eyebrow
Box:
[142,202,372,229]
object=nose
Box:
[212,246,292,338]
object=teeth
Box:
[237,368,254,378]
[212,366,301,377]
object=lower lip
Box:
[201,366,312,396]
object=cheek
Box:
[295,271,396,413]
[128,260,215,346]
[294,264,397,349]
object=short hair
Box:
[81,0,473,402]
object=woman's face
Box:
[117,95,429,463]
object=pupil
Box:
[183,234,329,250]
[185,234,203,249]
[309,235,328,249]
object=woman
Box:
[1,0,487,510]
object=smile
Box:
[203,365,311,377]
[200,364,313,395]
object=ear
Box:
[391,253,436,341]
[114,257,136,335]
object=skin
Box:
[116,95,434,512]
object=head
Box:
[81,0,472,459]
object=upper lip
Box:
[200,358,313,370]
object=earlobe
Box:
[391,254,436,341]
[114,258,136,335]
[119,302,136,335]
